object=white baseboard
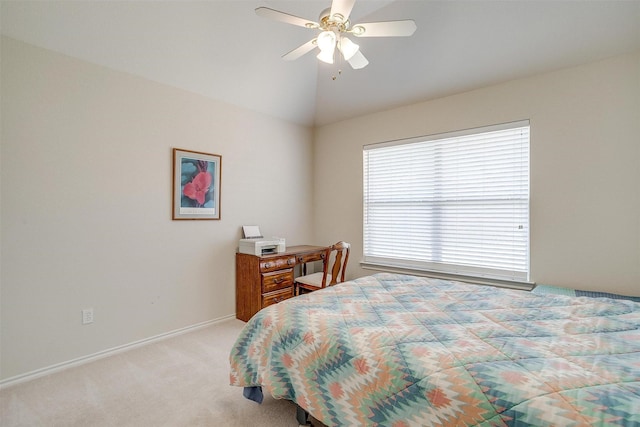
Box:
[0,314,237,389]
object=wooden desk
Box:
[235,245,328,322]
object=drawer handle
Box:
[274,297,283,303]
[274,278,284,284]
[264,263,272,269]
[288,259,295,265]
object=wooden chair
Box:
[294,241,350,296]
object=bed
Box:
[229,273,640,426]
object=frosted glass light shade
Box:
[339,36,359,60]
[317,30,337,51]
[316,31,337,64]
[317,48,335,64]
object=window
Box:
[363,121,530,282]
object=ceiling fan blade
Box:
[282,39,317,61]
[330,0,356,22]
[351,20,417,37]
[255,7,318,29]
[347,50,369,69]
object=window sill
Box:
[360,262,535,291]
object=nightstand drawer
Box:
[260,257,296,272]
[262,269,293,293]
[262,288,293,308]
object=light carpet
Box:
[0,319,302,426]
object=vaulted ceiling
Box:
[2,0,639,127]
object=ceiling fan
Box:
[256,0,417,70]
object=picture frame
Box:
[172,148,222,220]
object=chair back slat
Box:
[295,241,350,295]
[326,241,350,287]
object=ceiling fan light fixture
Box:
[339,36,359,60]
[317,30,337,51]
[317,48,335,64]
[316,30,337,64]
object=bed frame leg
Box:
[295,403,311,426]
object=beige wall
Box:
[314,51,640,296]
[0,37,314,381]
[2,35,639,383]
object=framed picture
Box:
[172,148,222,220]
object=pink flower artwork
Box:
[183,171,212,206]
[174,149,221,220]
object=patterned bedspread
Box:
[229,273,640,426]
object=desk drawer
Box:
[262,288,293,308]
[260,257,296,273]
[262,269,293,293]
[297,251,326,264]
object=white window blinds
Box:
[363,121,530,282]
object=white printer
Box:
[238,226,286,256]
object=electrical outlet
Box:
[82,308,94,325]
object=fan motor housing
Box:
[319,7,350,33]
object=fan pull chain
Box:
[331,49,343,80]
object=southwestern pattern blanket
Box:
[229,273,640,426]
